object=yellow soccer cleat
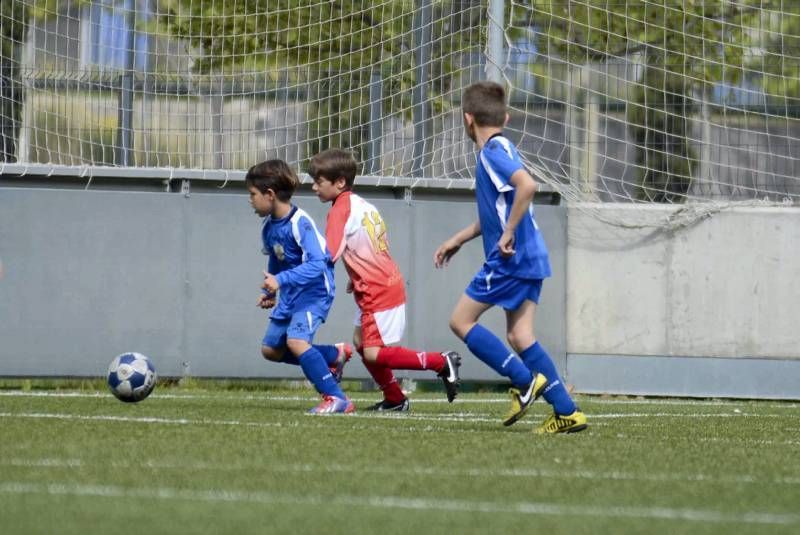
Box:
[536,410,588,434]
[502,373,548,426]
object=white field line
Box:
[0,390,796,409]
[0,411,503,436]
[1,409,798,428]
[0,481,797,526]
[4,411,800,446]
[5,457,800,487]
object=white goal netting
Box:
[2,1,800,213]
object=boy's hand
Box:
[262,271,280,294]
[498,230,516,257]
[257,293,276,309]
[434,239,461,268]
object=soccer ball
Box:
[107,352,157,402]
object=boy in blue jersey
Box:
[434,81,587,433]
[246,159,354,414]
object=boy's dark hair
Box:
[308,149,359,189]
[462,81,507,127]
[244,159,298,202]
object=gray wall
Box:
[566,204,800,399]
[0,186,566,382]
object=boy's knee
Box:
[360,346,380,363]
[507,330,534,353]
[506,332,522,352]
[285,338,309,356]
[261,346,282,362]
[449,316,470,340]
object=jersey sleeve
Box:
[275,214,327,288]
[325,194,350,263]
[482,141,525,192]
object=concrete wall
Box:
[3,186,799,398]
[0,186,566,382]
[566,204,800,399]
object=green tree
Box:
[530,1,764,202]
[157,0,484,165]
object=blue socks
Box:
[278,344,338,367]
[464,324,532,389]
[314,344,340,367]
[519,341,576,415]
[298,347,346,399]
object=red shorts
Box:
[355,304,406,348]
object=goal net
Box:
[2,1,799,213]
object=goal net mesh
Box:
[3,1,799,222]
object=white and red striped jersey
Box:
[325,191,405,313]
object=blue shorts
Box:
[465,266,543,311]
[262,310,324,348]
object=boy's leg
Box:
[519,341,577,416]
[284,312,352,413]
[314,344,353,382]
[359,304,460,400]
[361,345,408,408]
[287,338,346,399]
[507,301,576,415]
[375,346,446,372]
[353,311,408,408]
[507,300,585,433]
[453,293,547,425]
[375,346,461,402]
[452,294,532,388]
[262,320,300,365]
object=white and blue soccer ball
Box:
[107,352,157,403]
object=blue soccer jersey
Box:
[261,205,335,320]
[474,134,551,280]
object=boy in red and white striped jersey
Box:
[310,149,460,411]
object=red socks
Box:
[375,346,446,372]
[362,359,406,404]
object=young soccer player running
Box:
[246,159,354,414]
[309,148,461,411]
[433,81,587,433]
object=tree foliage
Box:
[529,0,765,201]
[758,5,800,103]
[156,0,485,160]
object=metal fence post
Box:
[116,0,136,166]
[486,0,504,83]
[366,69,383,175]
[412,0,433,178]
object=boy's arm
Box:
[261,254,280,297]
[325,195,350,263]
[274,215,328,289]
[497,169,538,257]
[434,220,481,268]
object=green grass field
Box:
[1,382,798,534]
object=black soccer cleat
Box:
[438,351,461,403]
[365,398,411,412]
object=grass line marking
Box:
[0,390,796,410]
[4,457,800,487]
[0,481,797,525]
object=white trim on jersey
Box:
[322,270,332,295]
[480,151,514,193]
[290,208,329,262]
[494,136,516,159]
[495,192,508,230]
